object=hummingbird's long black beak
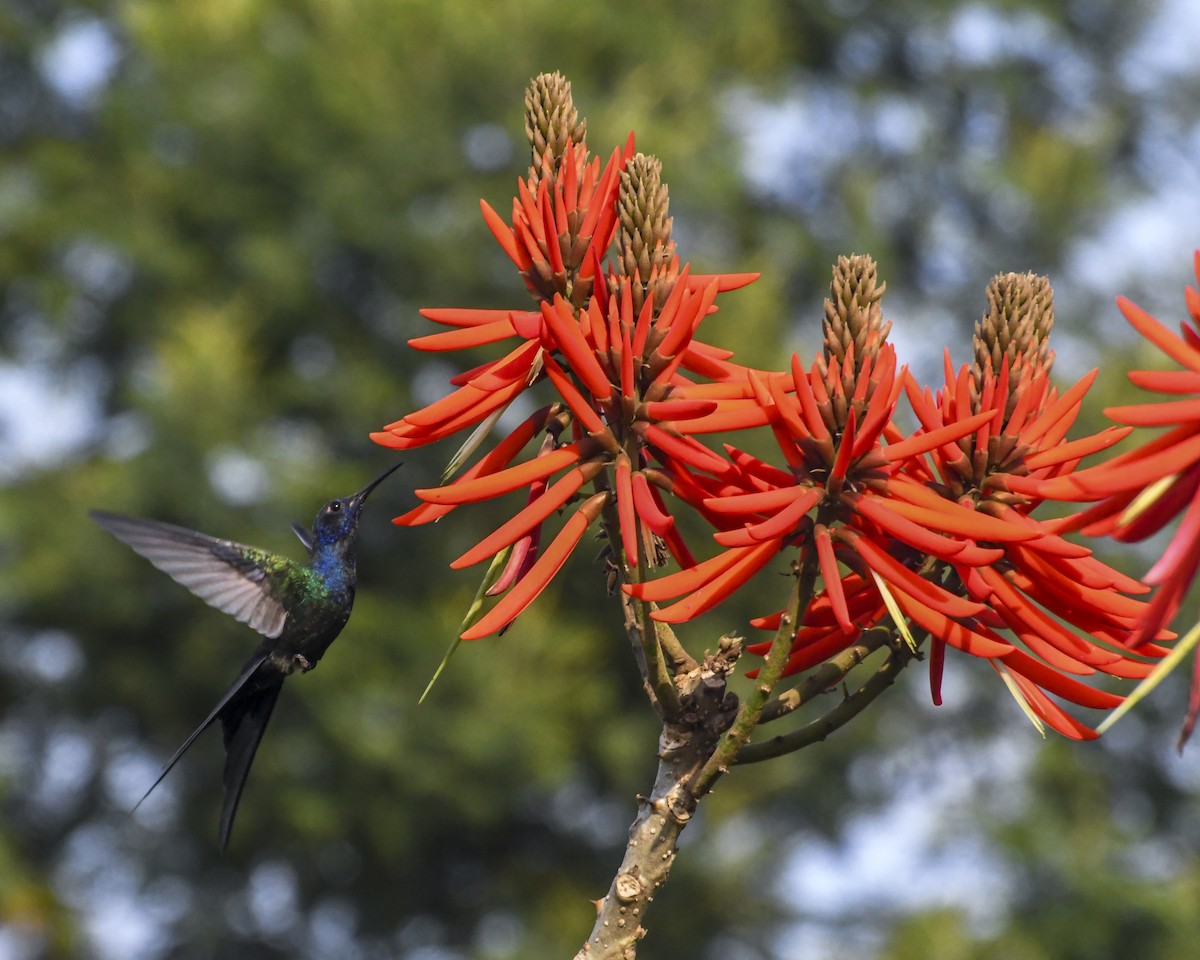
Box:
[345,461,403,514]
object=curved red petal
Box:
[541,354,608,436]
[884,409,997,463]
[888,586,1013,658]
[461,495,605,640]
[418,444,584,505]
[847,530,986,619]
[541,297,613,401]
[626,546,747,602]
[479,198,522,267]
[815,524,853,634]
[651,539,780,623]
[408,319,518,352]
[1118,295,1200,372]
[451,464,594,569]
[615,454,640,564]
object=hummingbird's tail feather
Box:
[218,671,285,851]
[131,652,272,816]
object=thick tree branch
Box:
[575,639,742,960]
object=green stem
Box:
[688,542,820,799]
[735,640,916,764]
[654,619,695,673]
[634,536,684,714]
[597,466,682,718]
[619,590,682,718]
[757,630,887,725]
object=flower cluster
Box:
[372,73,759,639]
[375,73,1186,740]
[1016,253,1200,742]
[626,266,1162,738]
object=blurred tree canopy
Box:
[1,0,1198,957]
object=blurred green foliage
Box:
[2,0,1198,957]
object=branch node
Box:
[615,872,644,903]
[666,796,692,823]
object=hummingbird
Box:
[91,461,402,849]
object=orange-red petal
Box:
[461,494,606,640]
[651,539,780,623]
[451,464,595,569]
[417,443,584,505]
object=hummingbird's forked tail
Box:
[131,651,282,852]
[218,667,285,851]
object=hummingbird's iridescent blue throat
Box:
[92,461,402,849]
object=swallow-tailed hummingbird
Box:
[91,461,401,849]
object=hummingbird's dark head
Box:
[312,462,403,545]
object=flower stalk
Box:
[690,538,820,799]
[737,635,919,764]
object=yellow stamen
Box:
[1096,620,1200,735]
[1118,472,1178,527]
[870,569,917,653]
[993,661,1047,738]
[442,407,507,484]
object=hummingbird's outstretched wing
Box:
[132,650,271,816]
[218,668,285,850]
[90,511,289,639]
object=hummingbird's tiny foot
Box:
[293,653,312,673]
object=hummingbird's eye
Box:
[329,501,342,513]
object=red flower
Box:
[372,136,634,451]
[909,353,1161,737]
[388,271,759,640]
[371,73,1174,744]
[630,270,1166,739]
[1038,252,1200,742]
[372,94,762,639]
